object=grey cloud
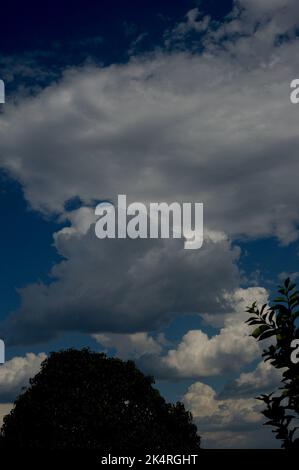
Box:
[1,0,299,347]
[93,332,164,360]
[2,214,240,345]
[1,16,299,243]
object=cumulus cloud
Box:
[184,381,262,427]
[183,381,278,448]
[156,287,268,378]
[93,332,165,359]
[202,286,269,328]
[219,360,283,399]
[163,326,258,377]
[1,209,240,345]
[0,353,46,401]
[182,347,284,447]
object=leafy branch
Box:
[246,278,299,448]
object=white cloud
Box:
[57,206,96,237]
[163,326,258,377]
[0,403,13,428]
[184,381,262,424]
[183,381,278,448]
[1,15,299,243]
[220,360,283,399]
[182,351,284,447]
[0,353,46,401]
[236,360,282,390]
[238,0,295,17]
[161,287,268,378]
[167,8,211,41]
[202,286,269,328]
[93,332,164,359]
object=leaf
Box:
[262,409,274,419]
[247,320,263,326]
[268,310,276,323]
[265,420,277,426]
[278,288,287,295]
[289,297,299,307]
[252,324,271,339]
[290,290,299,299]
[272,304,289,314]
[246,316,260,323]
[262,310,269,320]
[258,329,276,341]
[261,303,267,313]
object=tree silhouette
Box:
[0,348,200,451]
[246,278,299,448]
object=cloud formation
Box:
[219,360,283,399]
[1,1,299,243]
[183,377,279,448]
[0,353,46,402]
[184,381,262,429]
[93,332,165,359]
[158,287,268,378]
[0,0,298,348]
[2,209,240,345]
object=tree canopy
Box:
[0,348,200,451]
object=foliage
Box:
[246,278,299,448]
[0,348,201,451]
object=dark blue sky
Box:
[0,172,62,317]
[1,1,232,55]
[0,0,233,102]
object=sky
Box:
[0,0,299,448]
